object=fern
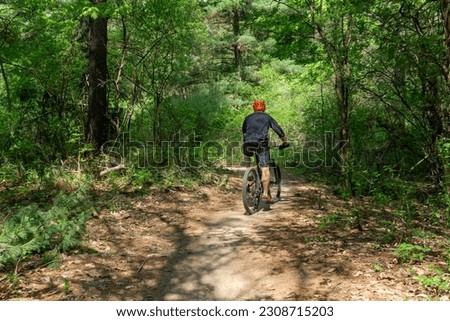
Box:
[0,186,92,270]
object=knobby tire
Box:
[270,163,282,202]
[242,167,261,214]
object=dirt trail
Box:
[1,169,432,301]
[151,192,301,301]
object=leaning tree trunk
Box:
[85,0,109,153]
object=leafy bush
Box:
[436,138,450,224]
[0,186,92,270]
[414,265,450,295]
[394,243,431,264]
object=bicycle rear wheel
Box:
[242,167,261,214]
[270,163,281,202]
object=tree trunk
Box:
[442,0,450,192]
[421,76,445,181]
[335,69,351,191]
[232,8,243,80]
[310,0,353,192]
[0,58,12,112]
[85,0,109,153]
[442,0,450,138]
[152,92,163,146]
[443,0,450,85]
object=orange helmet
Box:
[253,99,266,112]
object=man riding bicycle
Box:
[242,99,289,203]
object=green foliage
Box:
[437,137,450,195]
[373,263,383,272]
[317,211,356,231]
[40,249,62,269]
[129,168,154,187]
[63,279,72,294]
[0,187,92,271]
[0,0,447,184]
[0,162,21,185]
[0,1,449,303]
[6,272,20,289]
[0,0,86,164]
[394,243,431,264]
[414,265,450,295]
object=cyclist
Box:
[242,99,289,203]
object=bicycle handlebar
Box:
[271,143,290,150]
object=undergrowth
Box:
[0,159,233,274]
[309,164,450,299]
[0,185,92,271]
[99,164,232,192]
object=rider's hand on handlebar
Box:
[280,136,290,149]
[279,142,290,149]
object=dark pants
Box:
[242,142,270,167]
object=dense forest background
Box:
[1,0,450,297]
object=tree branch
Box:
[99,163,126,176]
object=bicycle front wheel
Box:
[242,167,261,214]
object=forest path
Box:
[145,170,303,300]
[2,168,427,300]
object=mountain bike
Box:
[242,144,289,214]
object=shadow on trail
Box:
[143,214,257,300]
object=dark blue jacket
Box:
[242,112,285,143]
